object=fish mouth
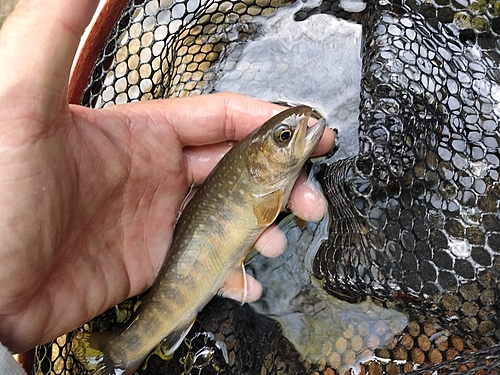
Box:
[279,105,325,158]
[305,117,326,144]
[302,117,326,156]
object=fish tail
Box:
[71,331,120,375]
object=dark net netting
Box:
[81,0,294,107]
[32,0,500,374]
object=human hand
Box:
[0,0,335,353]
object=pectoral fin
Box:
[253,189,283,226]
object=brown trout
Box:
[72,106,326,375]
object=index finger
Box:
[118,92,336,155]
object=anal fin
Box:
[157,318,196,358]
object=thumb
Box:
[0,0,99,139]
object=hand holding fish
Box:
[0,0,335,356]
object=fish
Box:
[71,105,326,375]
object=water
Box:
[247,216,408,373]
[212,0,363,159]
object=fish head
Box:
[245,106,326,191]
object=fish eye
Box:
[273,124,293,145]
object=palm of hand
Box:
[0,97,194,352]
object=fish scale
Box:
[33,0,500,373]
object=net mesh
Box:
[81,0,294,108]
[315,0,500,350]
[32,0,500,373]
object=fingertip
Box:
[289,178,328,222]
[312,125,336,156]
[243,275,263,303]
[221,274,263,303]
[254,224,287,258]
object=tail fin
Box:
[71,322,195,374]
[71,331,117,375]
